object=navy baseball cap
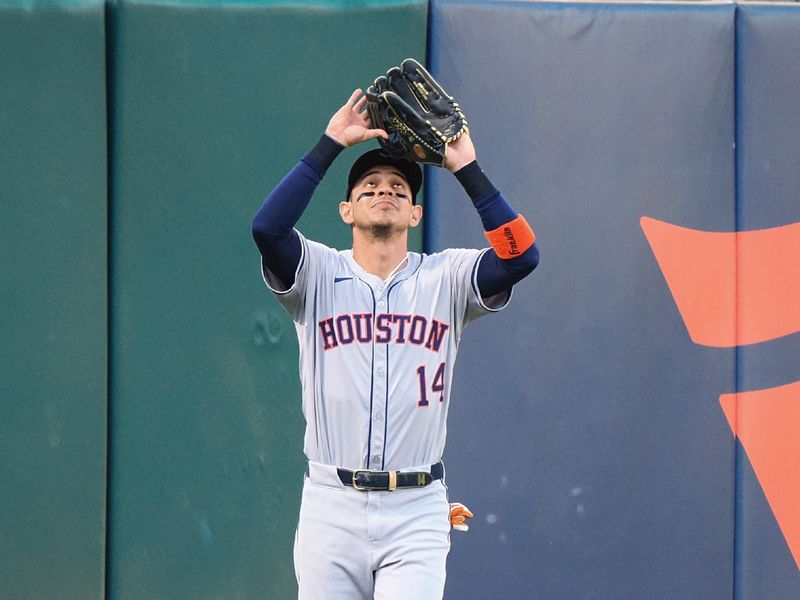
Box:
[347,149,422,204]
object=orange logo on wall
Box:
[641,216,800,570]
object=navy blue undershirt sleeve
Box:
[453,160,539,298]
[252,134,343,287]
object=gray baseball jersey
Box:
[262,231,510,471]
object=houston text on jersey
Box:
[318,312,450,352]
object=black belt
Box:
[337,462,444,491]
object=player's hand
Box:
[449,502,474,532]
[326,89,389,148]
[443,130,476,173]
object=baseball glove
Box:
[366,58,468,167]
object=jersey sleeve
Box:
[445,247,513,329]
[260,230,336,325]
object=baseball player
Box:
[252,88,538,599]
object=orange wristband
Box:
[484,214,536,259]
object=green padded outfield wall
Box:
[0,1,108,599]
[106,1,426,598]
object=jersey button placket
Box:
[372,286,387,469]
[371,360,386,467]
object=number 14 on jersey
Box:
[417,362,445,407]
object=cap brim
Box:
[347,149,422,202]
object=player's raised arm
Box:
[251,90,387,288]
[444,132,539,299]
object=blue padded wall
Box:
[428,2,737,598]
[734,4,800,598]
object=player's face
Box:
[340,166,422,236]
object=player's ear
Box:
[408,203,422,228]
[339,200,354,225]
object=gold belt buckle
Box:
[352,469,371,491]
[351,469,398,491]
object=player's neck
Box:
[351,231,409,281]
